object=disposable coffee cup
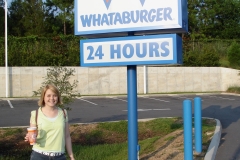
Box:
[27,127,37,145]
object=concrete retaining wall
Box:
[0,67,239,97]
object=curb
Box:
[204,118,222,160]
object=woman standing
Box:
[25,84,75,160]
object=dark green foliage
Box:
[51,0,74,35]
[0,35,80,66]
[1,0,240,38]
[227,41,240,67]
[0,7,4,37]
[200,48,220,67]
[6,0,74,36]
[33,66,80,110]
[188,0,240,39]
[1,0,240,67]
[7,0,26,36]
[227,86,240,94]
[183,50,220,67]
[183,41,220,67]
[0,37,4,66]
[0,36,239,67]
[8,0,46,37]
[183,51,202,66]
[21,0,45,36]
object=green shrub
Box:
[227,41,240,67]
[200,49,220,67]
[32,66,80,110]
[1,37,238,67]
[183,43,220,67]
[0,35,80,66]
[183,51,202,66]
[226,86,240,94]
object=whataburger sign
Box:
[74,1,188,160]
[74,0,188,37]
[75,0,188,67]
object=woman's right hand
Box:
[24,133,29,142]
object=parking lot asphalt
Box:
[0,93,240,160]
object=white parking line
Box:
[122,108,171,111]
[170,96,204,101]
[209,96,235,100]
[168,95,190,99]
[152,109,171,111]
[109,97,127,102]
[140,97,169,102]
[177,96,193,100]
[7,100,14,108]
[77,98,98,105]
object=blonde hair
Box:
[38,84,62,107]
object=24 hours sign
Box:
[80,34,182,67]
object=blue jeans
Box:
[30,151,67,160]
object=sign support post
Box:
[127,65,138,160]
[127,32,138,160]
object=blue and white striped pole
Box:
[183,99,193,160]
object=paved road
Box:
[0,93,240,160]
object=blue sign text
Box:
[80,7,173,27]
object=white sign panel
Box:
[80,34,182,67]
[74,0,188,36]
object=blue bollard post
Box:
[194,97,202,153]
[183,100,193,160]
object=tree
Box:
[44,0,62,35]
[227,41,240,68]
[0,0,4,37]
[52,0,74,35]
[188,0,207,40]
[214,0,240,38]
[8,0,46,36]
[33,66,80,110]
[8,0,26,36]
[21,0,46,36]
[188,0,240,39]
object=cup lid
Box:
[27,127,37,130]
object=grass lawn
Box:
[0,118,216,160]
